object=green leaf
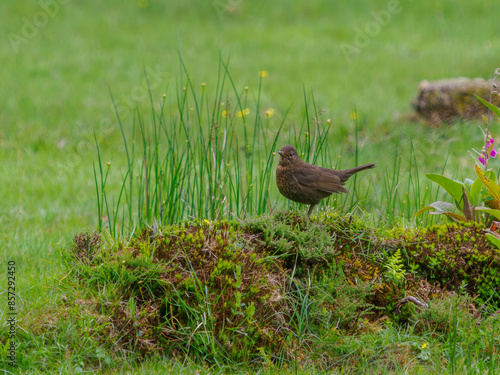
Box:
[475,164,500,201]
[464,178,475,186]
[486,169,498,183]
[437,212,466,222]
[482,115,489,125]
[426,174,467,207]
[416,200,461,216]
[246,301,256,317]
[474,94,500,118]
[486,233,500,250]
[416,201,466,221]
[470,177,484,207]
[416,206,433,216]
[476,207,500,221]
[416,201,456,216]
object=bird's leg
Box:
[307,204,315,220]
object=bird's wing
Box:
[292,165,349,194]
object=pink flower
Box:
[479,137,498,166]
[479,154,486,166]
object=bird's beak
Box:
[278,151,284,156]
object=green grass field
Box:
[2,0,500,373]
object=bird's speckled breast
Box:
[276,165,319,205]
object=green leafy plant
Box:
[384,249,405,285]
[417,68,500,248]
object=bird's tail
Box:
[341,163,375,181]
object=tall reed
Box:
[94,59,308,237]
[94,60,436,237]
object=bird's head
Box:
[277,145,300,166]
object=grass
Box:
[2,0,500,373]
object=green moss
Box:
[65,220,289,363]
[399,221,499,306]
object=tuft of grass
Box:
[93,60,452,240]
[96,59,408,239]
[94,58,295,238]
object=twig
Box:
[395,296,429,315]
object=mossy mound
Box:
[412,77,500,124]
[49,213,500,369]
[395,221,500,306]
[244,210,377,274]
[66,221,290,363]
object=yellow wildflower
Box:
[259,70,268,78]
[265,108,274,118]
[421,343,427,349]
[222,110,228,118]
[350,112,357,120]
[237,108,250,117]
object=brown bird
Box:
[276,145,375,219]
